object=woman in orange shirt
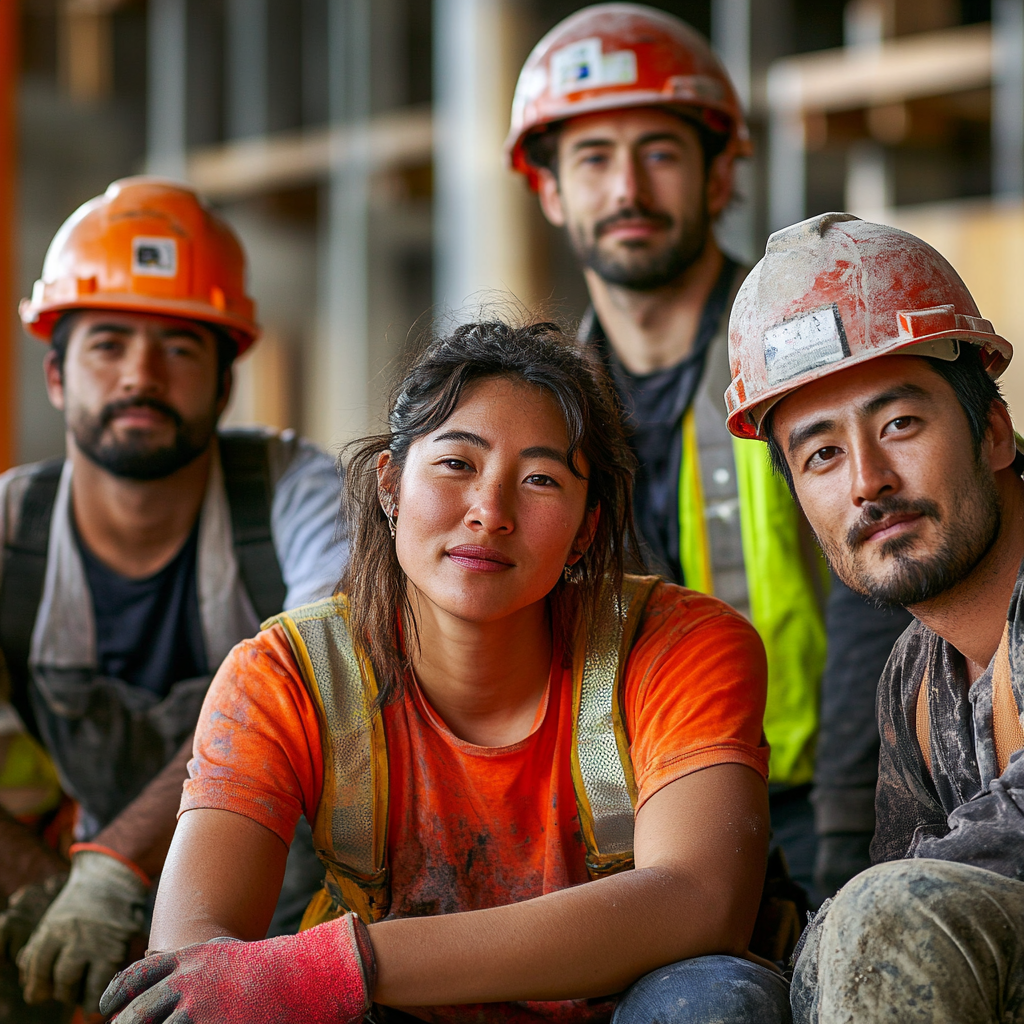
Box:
[101,321,789,1024]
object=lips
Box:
[446,545,515,573]
[856,512,922,545]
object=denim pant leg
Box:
[791,859,1024,1024]
[613,955,791,1024]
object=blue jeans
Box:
[613,955,791,1024]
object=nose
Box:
[611,149,649,210]
[119,335,165,396]
[463,478,514,535]
[849,439,899,507]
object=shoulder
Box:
[0,460,63,542]
[218,427,338,488]
[876,614,933,721]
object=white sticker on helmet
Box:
[550,37,638,96]
[131,237,177,278]
[763,304,850,386]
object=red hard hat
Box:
[505,2,752,190]
[725,213,1012,440]
[20,176,259,354]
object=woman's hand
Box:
[99,915,375,1024]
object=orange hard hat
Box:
[20,176,259,354]
[505,2,752,191]
[725,212,1012,440]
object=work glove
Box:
[18,849,148,1013]
[0,872,68,964]
[99,914,376,1024]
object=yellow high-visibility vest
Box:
[679,272,827,786]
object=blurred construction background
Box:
[2,0,1021,465]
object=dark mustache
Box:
[594,205,673,239]
[99,396,183,430]
[846,495,941,549]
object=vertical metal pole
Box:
[993,0,1024,199]
[225,0,269,139]
[767,68,805,231]
[313,0,370,447]
[0,0,15,470]
[433,0,531,315]
[711,0,754,263]
[146,0,187,177]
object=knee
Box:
[612,955,791,1024]
[823,859,971,944]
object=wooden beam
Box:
[0,1,16,471]
[768,23,992,114]
[186,105,432,201]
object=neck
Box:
[584,235,725,375]
[406,592,553,747]
[68,437,213,579]
[909,470,1024,681]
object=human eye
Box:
[805,446,842,471]
[437,457,471,471]
[525,472,559,487]
[882,415,916,435]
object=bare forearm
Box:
[94,734,193,879]
[0,805,67,899]
[372,863,749,1006]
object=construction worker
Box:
[0,177,347,1016]
[504,1,903,895]
[98,319,791,1024]
[726,211,1024,1022]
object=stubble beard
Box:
[819,465,1003,608]
[569,198,711,292]
[68,396,218,481]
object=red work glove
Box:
[98,914,376,1024]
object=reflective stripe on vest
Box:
[266,574,660,926]
[679,269,827,787]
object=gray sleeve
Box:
[270,438,348,609]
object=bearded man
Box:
[726,211,1024,1023]
[506,3,913,899]
[0,178,346,1018]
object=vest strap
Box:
[0,459,63,738]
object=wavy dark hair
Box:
[341,318,642,705]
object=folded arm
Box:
[150,761,768,1005]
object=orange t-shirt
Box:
[181,582,769,1023]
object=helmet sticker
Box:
[763,304,851,387]
[550,37,638,97]
[131,237,177,278]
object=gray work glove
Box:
[17,850,148,1013]
[0,872,68,963]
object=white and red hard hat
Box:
[505,2,752,190]
[725,212,1012,440]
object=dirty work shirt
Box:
[75,519,207,697]
[871,555,1024,878]
[580,258,739,582]
[181,582,770,1024]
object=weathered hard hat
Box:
[20,176,259,353]
[725,212,1012,440]
[505,2,752,190]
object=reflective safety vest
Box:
[263,575,661,927]
[679,270,828,786]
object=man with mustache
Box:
[0,178,346,1017]
[726,211,1024,1021]
[507,3,909,900]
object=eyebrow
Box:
[570,131,686,153]
[431,432,569,466]
[86,322,207,344]
[786,382,934,457]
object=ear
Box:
[215,365,234,418]
[377,450,397,509]
[536,167,566,228]
[985,399,1018,473]
[43,350,65,412]
[705,150,735,220]
[568,504,601,564]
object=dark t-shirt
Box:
[75,519,208,697]
[583,257,738,582]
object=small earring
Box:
[563,561,577,582]
[386,505,398,539]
